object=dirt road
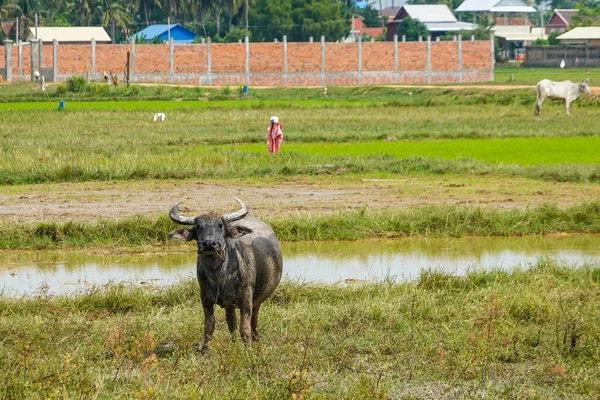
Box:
[1,176,598,223]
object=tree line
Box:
[0,0,598,44]
[0,0,358,43]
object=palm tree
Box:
[70,0,92,25]
[227,0,242,33]
[135,0,161,26]
[97,0,131,42]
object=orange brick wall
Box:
[287,43,321,86]
[1,40,493,85]
[58,45,93,75]
[136,44,170,75]
[95,45,130,77]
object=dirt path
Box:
[1,176,598,223]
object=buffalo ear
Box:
[227,225,252,239]
[169,228,194,241]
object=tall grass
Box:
[1,201,600,249]
[1,261,598,398]
[1,99,600,185]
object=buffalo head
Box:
[168,197,250,263]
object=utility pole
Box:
[35,13,38,40]
[245,0,249,38]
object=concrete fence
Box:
[1,35,495,86]
[524,45,600,68]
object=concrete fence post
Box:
[490,33,495,82]
[458,35,463,83]
[245,35,250,85]
[169,39,174,83]
[52,39,58,82]
[321,36,326,86]
[426,36,431,84]
[207,37,212,85]
[30,39,39,80]
[357,35,362,86]
[91,38,96,77]
[3,40,12,82]
[38,40,43,73]
[402,35,406,42]
[393,34,399,84]
[283,35,288,86]
[18,40,22,78]
[130,39,135,80]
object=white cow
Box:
[535,79,591,116]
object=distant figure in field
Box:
[535,79,591,116]
[267,116,283,154]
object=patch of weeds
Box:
[221,85,232,96]
[66,76,89,93]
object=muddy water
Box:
[1,235,600,296]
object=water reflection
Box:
[1,235,600,296]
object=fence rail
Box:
[1,35,495,86]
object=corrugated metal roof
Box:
[456,0,535,13]
[557,27,600,40]
[134,24,176,39]
[494,26,546,40]
[26,27,111,42]
[425,21,476,32]
[403,5,457,23]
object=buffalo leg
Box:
[251,304,261,341]
[239,292,253,344]
[565,99,571,116]
[201,301,215,353]
[226,307,237,336]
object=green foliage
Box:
[249,0,348,42]
[549,32,561,45]
[65,76,89,93]
[570,3,600,28]
[395,17,429,41]
[356,4,381,28]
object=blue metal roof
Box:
[133,24,198,43]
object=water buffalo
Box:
[168,197,283,352]
[535,79,591,116]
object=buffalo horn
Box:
[223,197,248,222]
[169,201,196,225]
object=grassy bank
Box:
[1,201,600,249]
[1,260,599,398]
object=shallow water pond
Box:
[1,235,600,296]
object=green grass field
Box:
[1,261,599,398]
[1,78,600,398]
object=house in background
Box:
[25,27,111,44]
[380,6,402,23]
[556,27,600,45]
[455,0,537,24]
[386,4,476,41]
[348,16,385,41]
[133,24,198,44]
[455,0,539,60]
[546,9,577,34]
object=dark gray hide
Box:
[168,197,283,352]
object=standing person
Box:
[267,116,283,154]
